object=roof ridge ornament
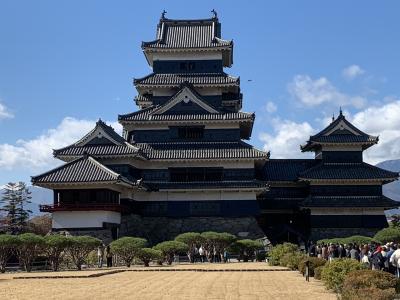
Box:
[339,107,343,117]
[161,10,167,20]
[211,9,218,19]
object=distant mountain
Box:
[0,186,52,217]
[376,159,400,215]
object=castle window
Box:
[178,127,204,139]
[169,167,223,182]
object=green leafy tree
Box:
[67,236,101,270]
[16,233,44,272]
[136,248,162,267]
[153,241,188,265]
[374,227,400,244]
[110,237,147,267]
[44,235,69,271]
[175,232,204,262]
[0,234,20,273]
[0,182,32,234]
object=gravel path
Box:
[0,263,335,300]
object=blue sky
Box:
[1,0,400,186]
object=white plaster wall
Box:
[134,191,257,202]
[310,208,385,216]
[52,211,121,229]
[99,158,255,169]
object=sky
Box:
[0,0,400,186]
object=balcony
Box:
[39,203,128,213]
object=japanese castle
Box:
[32,12,399,244]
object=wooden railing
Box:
[39,203,128,213]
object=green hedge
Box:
[374,227,400,244]
[268,243,298,266]
[341,269,399,300]
[321,259,367,293]
[314,266,324,280]
[317,235,374,245]
[280,251,306,270]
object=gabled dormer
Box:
[301,110,378,163]
[53,120,143,162]
[152,83,219,115]
[73,119,126,146]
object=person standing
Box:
[106,245,113,268]
[97,244,104,268]
[390,246,400,278]
[199,245,205,263]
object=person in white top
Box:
[389,248,400,278]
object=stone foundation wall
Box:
[53,229,114,245]
[120,214,265,245]
[309,227,381,242]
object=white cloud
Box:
[288,74,366,108]
[259,118,315,159]
[0,117,122,172]
[350,100,400,164]
[0,102,14,119]
[342,65,365,80]
[265,101,277,113]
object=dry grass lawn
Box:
[0,263,335,300]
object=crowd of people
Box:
[307,241,400,277]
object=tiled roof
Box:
[142,18,232,49]
[262,159,317,182]
[309,135,377,144]
[32,155,134,186]
[301,195,399,208]
[53,144,144,160]
[143,180,267,191]
[302,112,378,151]
[118,106,254,122]
[134,73,239,87]
[299,162,399,182]
[135,141,270,160]
[75,119,126,145]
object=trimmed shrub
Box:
[341,269,398,300]
[175,232,204,262]
[136,248,162,267]
[314,266,324,280]
[67,236,101,270]
[200,232,236,262]
[110,237,147,267]
[321,258,367,293]
[374,227,400,244]
[235,239,263,262]
[154,241,188,265]
[298,257,326,276]
[0,234,19,273]
[280,251,306,270]
[16,233,45,272]
[44,234,69,271]
[268,243,298,266]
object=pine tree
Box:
[0,182,32,234]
